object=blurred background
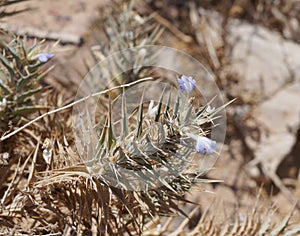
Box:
[2,0,300,232]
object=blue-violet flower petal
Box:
[38,52,54,63]
[178,75,196,93]
[196,136,216,155]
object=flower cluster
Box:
[178,75,217,155]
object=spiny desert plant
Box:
[0,37,54,133]
[0,1,62,234]
[0,0,55,136]
[21,74,223,235]
[87,0,164,89]
[85,75,222,190]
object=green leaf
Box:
[154,86,166,122]
[164,88,172,117]
[13,105,48,115]
[0,53,15,81]
[106,96,116,150]
[0,40,22,64]
[183,104,193,125]
[16,87,42,103]
[16,72,38,92]
[173,93,180,117]
[135,89,144,137]
[121,89,129,137]
[0,72,12,93]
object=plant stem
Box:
[0,77,154,142]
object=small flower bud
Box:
[148,100,158,118]
[38,52,54,63]
[177,75,196,93]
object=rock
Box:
[223,21,300,182]
[247,83,300,175]
[190,8,300,180]
[225,20,300,102]
[203,12,300,180]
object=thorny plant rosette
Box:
[74,75,224,191]
[0,36,54,133]
[72,45,227,191]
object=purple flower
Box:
[38,52,54,63]
[196,136,216,155]
[178,75,196,93]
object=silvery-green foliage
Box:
[87,75,222,195]
[0,0,54,133]
[89,0,164,89]
[0,37,53,132]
